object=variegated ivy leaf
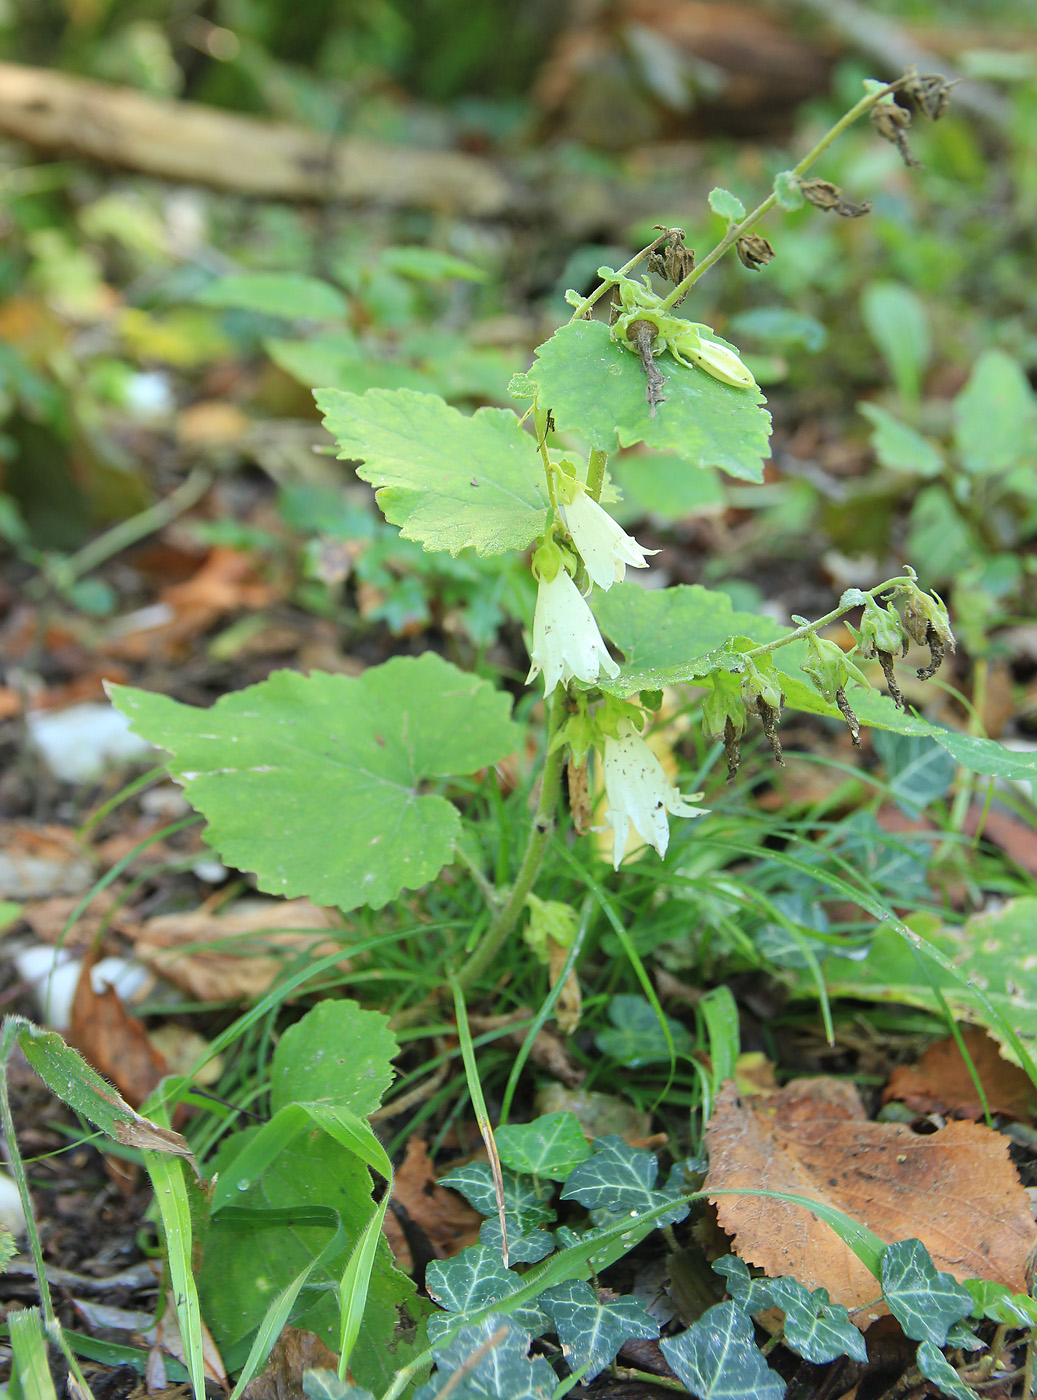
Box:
[419,1315,556,1400]
[478,1218,555,1264]
[767,1277,867,1364]
[493,1112,592,1182]
[437,1163,554,1230]
[881,1239,972,1344]
[712,1256,776,1316]
[660,1302,785,1400]
[539,1279,658,1381]
[915,1341,981,1400]
[425,1247,548,1344]
[560,1135,689,1228]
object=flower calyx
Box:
[736,233,775,270]
[647,226,695,302]
[899,66,955,122]
[893,582,956,681]
[799,178,872,219]
[702,669,748,782]
[799,629,869,747]
[848,597,908,709]
[740,659,786,766]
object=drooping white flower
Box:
[526,569,620,696]
[602,719,708,869]
[562,486,657,591]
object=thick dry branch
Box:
[0,62,514,214]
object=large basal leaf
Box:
[530,320,771,482]
[316,388,548,555]
[810,901,1037,1063]
[539,1279,658,1381]
[198,1127,425,1395]
[660,1302,785,1400]
[270,999,397,1118]
[593,582,1037,782]
[108,655,521,912]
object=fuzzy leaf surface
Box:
[660,1302,785,1400]
[108,656,520,912]
[530,320,771,481]
[316,389,548,555]
[493,1113,592,1182]
[539,1279,658,1381]
[881,1239,973,1344]
[561,1135,689,1227]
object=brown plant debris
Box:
[883,1027,1035,1123]
[704,1077,1037,1321]
[382,1136,483,1272]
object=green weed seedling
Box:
[6,67,1037,1400]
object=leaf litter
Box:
[704,1076,1037,1321]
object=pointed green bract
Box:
[530,321,770,482]
[316,388,548,555]
[108,655,521,912]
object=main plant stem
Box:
[455,688,567,991]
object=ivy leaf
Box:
[872,731,957,818]
[660,1302,785,1400]
[962,1279,1037,1327]
[881,1239,972,1344]
[316,389,548,556]
[269,1000,396,1118]
[593,582,1037,782]
[304,1374,375,1400]
[561,1135,689,1228]
[712,1256,775,1315]
[478,1218,555,1263]
[594,994,696,1067]
[915,1341,981,1400]
[438,1163,554,1230]
[425,1248,548,1343]
[709,187,747,222]
[107,655,520,913]
[493,1113,592,1182]
[419,1315,557,1400]
[198,272,347,321]
[539,1279,659,1381]
[768,1278,868,1364]
[530,321,771,482]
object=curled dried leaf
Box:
[799,178,872,219]
[835,687,862,747]
[871,102,922,168]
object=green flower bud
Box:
[524,893,580,963]
[531,534,571,584]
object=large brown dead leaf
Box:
[240,1326,338,1400]
[704,1077,1037,1319]
[382,1136,483,1271]
[117,898,346,1001]
[884,1027,1035,1122]
[69,949,168,1109]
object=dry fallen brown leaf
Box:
[69,949,168,1109]
[704,1077,1037,1320]
[884,1027,1035,1122]
[117,897,346,1002]
[240,1326,339,1400]
[382,1136,483,1271]
[0,823,95,900]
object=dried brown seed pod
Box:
[755,696,786,767]
[835,687,862,747]
[899,66,955,121]
[723,715,741,783]
[799,178,872,219]
[871,102,922,168]
[877,650,905,709]
[737,233,775,270]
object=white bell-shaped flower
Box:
[526,569,620,696]
[562,486,657,591]
[602,719,708,869]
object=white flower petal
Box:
[602,720,708,869]
[563,491,657,591]
[526,570,620,696]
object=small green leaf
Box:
[916,1341,981,1400]
[316,389,548,556]
[426,1315,556,1400]
[530,321,771,482]
[872,731,957,818]
[858,402,945,477]
[507,372,537,400]
[539,1279,658,1381]
[561,1135,689,1228]
[773,171,805,210]
[425,1247,548,1343]
[660,1302,785,1400]
[438,1163,554,1229]
[768,1278,868,1364]
[860,281,930,404]
[595,994,695,1067]
[198,273,347,321]
[270,1000,397,1119]
[709,188,747,222]
[478,1219,555,1263]
[493,1113,592,1182]
[881,1239,972,1344]
[379,247,487,282]
[953,349,1036,476]
[712,1256,775,1315]
[109,655,521,912]
[730,307,827,352]
[962,1278,1037,1326]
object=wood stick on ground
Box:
[0,61,515,214]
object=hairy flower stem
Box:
[741,575,917,662]
[455,688,567,992]
[585,447,609,502]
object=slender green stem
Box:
[658,84,898,311]
[585,448,608,503]
[455,689,567,991]
[741,574,914,660]
[569,228,673,322]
